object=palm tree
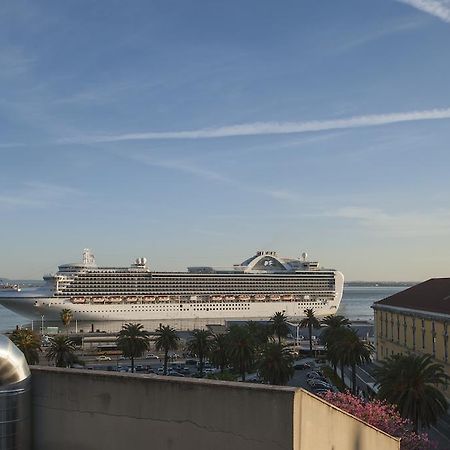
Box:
[116,323,150,373]
[270,312,290,344]
[154,325,180,375]
[320,315,351,374]
[46,335,77,367]
[209,333,230,373]
[331,328,373,394]
[60,309,73,334]
[185,329,212,377]
[374,354,449,431]
[258,342,294,385]
[299,308,321,353]
[10,328,41,365]
[320,315,351,344]
[227,325,255,381]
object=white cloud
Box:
[330,206,450,237]
[0,182,84,209]
[59,107,450,143]
[397,0,450,24]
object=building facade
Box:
[372,278,450,399]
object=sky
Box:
[1,0,450,281]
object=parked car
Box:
[306,371,326,380]
[168,371,185,377]
[185,359,198,366]
[307,379,333,389]
[293,362,311,370]
[96,355,112,361]
[145,353,160,360]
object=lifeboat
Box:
[239,295,251,301]
[282,294,294,301]
[109,297,123,304]
[254,294,266,301]
[158,296,170,302]
[211,296,223,301]
[225,296,236,301]
[125,297,138,303]
[92,297,105,303]
[72,298,85,304]
[270,295,281,301]
[142,296,156,303]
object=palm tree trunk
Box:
[333,363,337,376]
[351,363,356,395]
[241,361,245,382]
[164,349,168,375]
[340,362,345,387]
[131,356,135,373]
[199,352,204,377]
[308,323,313,353]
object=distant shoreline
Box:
[345,281,416,287]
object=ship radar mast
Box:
[82,248,96,267]
[301,252,308,261]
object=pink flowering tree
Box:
[321,391,436,450]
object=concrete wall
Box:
[30,367,400,450]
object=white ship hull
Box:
[0,275,343,323]
[0,250,344,325]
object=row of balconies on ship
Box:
[57,284,335,291]
[60,280,335,286]
[65,273,337,280]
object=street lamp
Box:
[41,315,45,335]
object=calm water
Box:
[337,285,408,322]
[0,285,410,332]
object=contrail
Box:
[59,107,450,143]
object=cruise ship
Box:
[0,249,344,324]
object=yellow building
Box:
[373,278,450,399]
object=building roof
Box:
[374,278,450,315]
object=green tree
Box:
[116,323,150,373]
[330,328,373,395]
[209,333,230,373]
[246,321,271,354]
[186,329,212,377]
[10,328,41,365]
[228,325,255,381]
[299,308,321,353]
[320,315,351,375]
[60,309,73,334]
[270,312,290,344]
[374,353,449,431]
[258,342,294,385]
[46,335,78,367]
[154,325,180,375]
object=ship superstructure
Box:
[0,249,344,323]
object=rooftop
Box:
[374,278,450,316]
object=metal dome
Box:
[0,334,30,386]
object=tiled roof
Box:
[374,278,450,315]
